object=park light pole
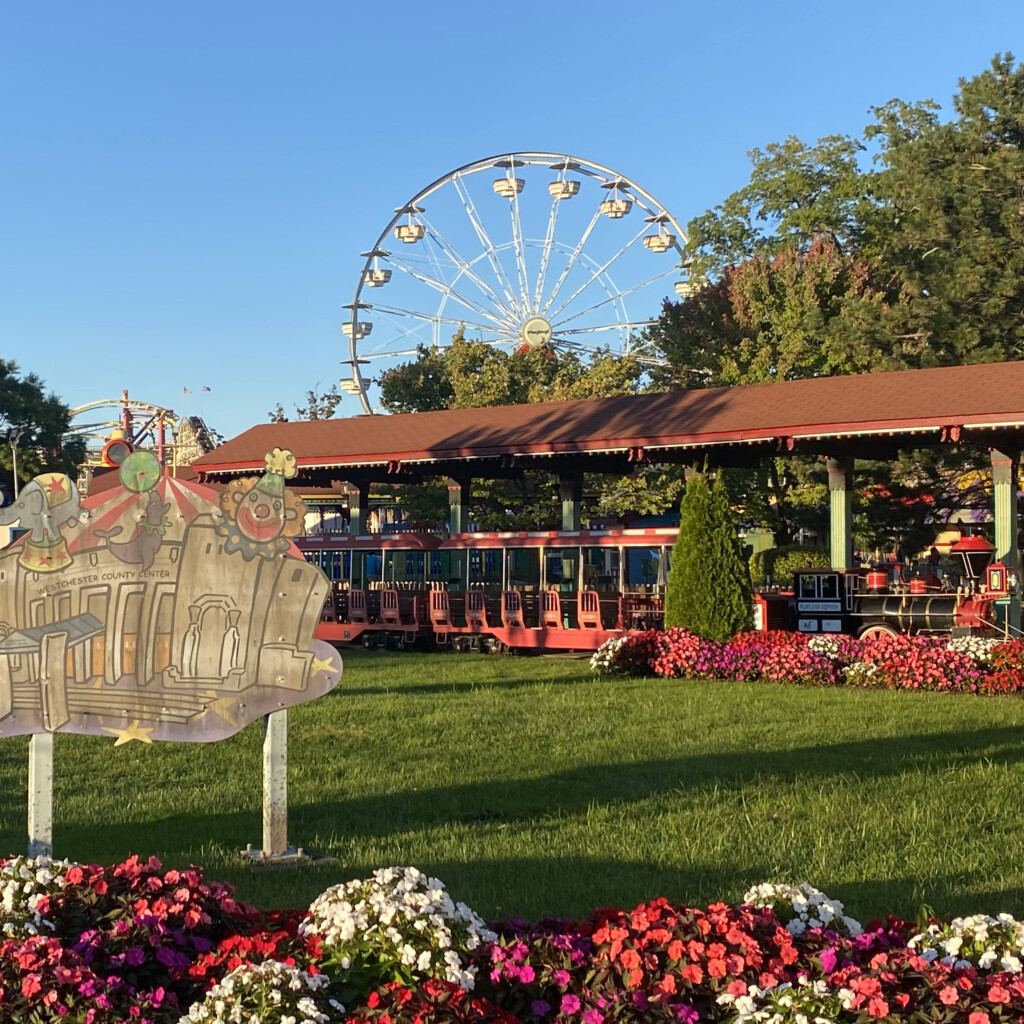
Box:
[4,428,23,499]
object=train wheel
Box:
[362,632,380,650]
[858,623,899,641]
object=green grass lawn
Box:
[2,648,1024,925]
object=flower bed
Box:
[4,856,1024,1023]
[591,629,1024,696]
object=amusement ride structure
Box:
[65,391,217,481]
[341,152,691,413]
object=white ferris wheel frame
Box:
[344,151,689,414]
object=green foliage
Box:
[0,359,84,488]
[750,545,832,588]
[645,54,1024,545]
[666,473,752,640]
[268,383,343,423]
[378,330,646,413]
[377,330,654,524]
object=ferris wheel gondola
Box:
[343,152,693,413]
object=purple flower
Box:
[531,999,551,1017]
[560,993,581,1014]
[126,946,146,967]
[155,946,177,967]
[674,1005,699,1024]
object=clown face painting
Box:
[217,448,305,561]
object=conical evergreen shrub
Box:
[665,471,753,640]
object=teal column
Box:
[991,448,1021,633]
[447,478,470,534]
[344,481,370,535]
[827,457,854,570]
[559,475,583,532]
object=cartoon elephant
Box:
[0,474,81,573]
[0,473,81,543]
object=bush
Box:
[749,544,832,588]
[665,473,752,640]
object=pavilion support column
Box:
[344,481,370,535]
[559,474,583,532]
[991,448,1021,634]
[827,457,854,571]
[447,478,471,535]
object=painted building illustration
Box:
[0,450,342,744]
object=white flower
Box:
[908,911,1024,973]
[179,961,336,1024]
[299,867,495,992]
[744,882,862,938]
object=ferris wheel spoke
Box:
[557,321,658,335]
[540,206,603,317]
[451,174,525,319]
[356,347,431,362]
[545,224,650,323]
[550,266,679,328]
[509,185,531,311]
[382,252,514,330]
[532,188,563,312]
[412,213,519,323]
[365,302,510,337]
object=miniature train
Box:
[295,528,1014,653]
[296,527,675,652]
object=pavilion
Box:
[195,359,1024,627]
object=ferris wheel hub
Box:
[520,316,554,350]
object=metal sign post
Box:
[27,733,53,858]
[240,707,312,864]
[263,708,288,856]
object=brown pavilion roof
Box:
[194,360,1024,484]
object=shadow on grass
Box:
[41,721,1024,863]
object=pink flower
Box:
[561,993,582,1014]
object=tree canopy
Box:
[378,330,650,530]
[0,359,85,494]
[645,53,1023,547]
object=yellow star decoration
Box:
[200,696,239,726]
[102,720,154,746]
[310,655,336,677]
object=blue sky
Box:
[2,1,1021,442]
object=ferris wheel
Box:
[341,152,694,413]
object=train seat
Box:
[428,589,450,629]
[501,590,523,629]
[380,588,401,626]
[467,590,487,630]
[579,589,602,630]
[541,589,563,628]
[348,589,368,624]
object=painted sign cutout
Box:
[0,449,342,744]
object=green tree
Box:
[377,331,653,528]
[269,383,343,423]
[647,54,1024,546]
[0,359,85,492]
[666,472,752,640]
[863,53,1024,366]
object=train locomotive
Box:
[758,534,1014,640]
